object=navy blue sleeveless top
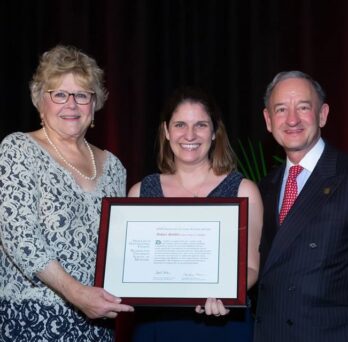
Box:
[140,172,243,198]
[133,172,254,342]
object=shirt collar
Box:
[285,137,325,172]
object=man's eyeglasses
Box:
[46,90,95,105]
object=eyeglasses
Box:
[46,90,95,105]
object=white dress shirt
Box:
[278,138,325,212]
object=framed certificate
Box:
[95,197,248,307]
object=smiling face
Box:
[39,73,95,140]
[263,77,329,163]
[164,101,215,167]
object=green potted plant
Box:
[235,139,283,182]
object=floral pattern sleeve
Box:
[0,133,56,281]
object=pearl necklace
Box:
[42,126,97,181]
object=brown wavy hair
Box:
[157,87,237,175]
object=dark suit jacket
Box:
[254,143,348,342]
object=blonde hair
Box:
[30,45,108,111]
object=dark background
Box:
[1,0,348,187]
[1,1,348,339]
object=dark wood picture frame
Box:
[95,197,248,307]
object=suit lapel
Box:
[262,145,342,276]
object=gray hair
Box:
[263,71,326,107]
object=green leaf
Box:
[235,139,283,182]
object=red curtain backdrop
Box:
[1,2,348,338]
[2,0,348,189]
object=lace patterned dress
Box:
[132,172,254,342]
[0,132,126,341]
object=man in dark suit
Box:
[254,71,348,341]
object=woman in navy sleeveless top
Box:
[128,87,263,341]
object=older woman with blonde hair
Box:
[0,45,133,341]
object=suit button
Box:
[255,316,262,323]
[288,285,296,291]
[286,319,294,326]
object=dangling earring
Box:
[90,103,96,128]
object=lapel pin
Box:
[323,187,331,195]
